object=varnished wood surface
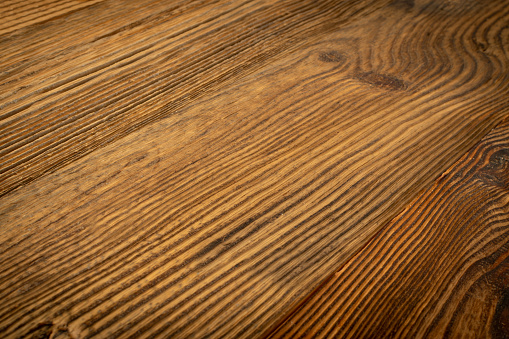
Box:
[0,0,386,198]
[271,119,509,339]
[0,0,105,36]
[0,0,508,338]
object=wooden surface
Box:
[270,119,509,338]
[0,0,508,338]
[0,0,387,198]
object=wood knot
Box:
[490,149,509,167]
[479,149,509,189]
[492,288,509,339]
[318,50,344,63]
[354,71,407,91]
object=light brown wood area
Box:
[0,0,387,198]
[0,0,105,36]
[271,119,509,339]
[0,0,508,338]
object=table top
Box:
[1,0,508,337]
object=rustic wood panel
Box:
[0,0,105,35]
[0,0,508,338]
[270,120,509,338]
[0,0,386,197]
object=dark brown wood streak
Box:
[270,120,509,338]
[0,0,508,338]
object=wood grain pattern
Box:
[270,119,509,339]
[0,0,105,35]
[0,0,386,197]
[0,0,508,338]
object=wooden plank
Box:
[0,0,386,197]
[0,0,508,338]
[270,119,509,338]
[0,0,106,36]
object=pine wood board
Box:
[0,0,387,198]
[271,119,509,338]
[0,0,508,338]
[0,0,106,36]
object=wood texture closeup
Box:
[0,0,386,198]
[271,119,509,339]
[0,0,105,36]
[0,0,508,338]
